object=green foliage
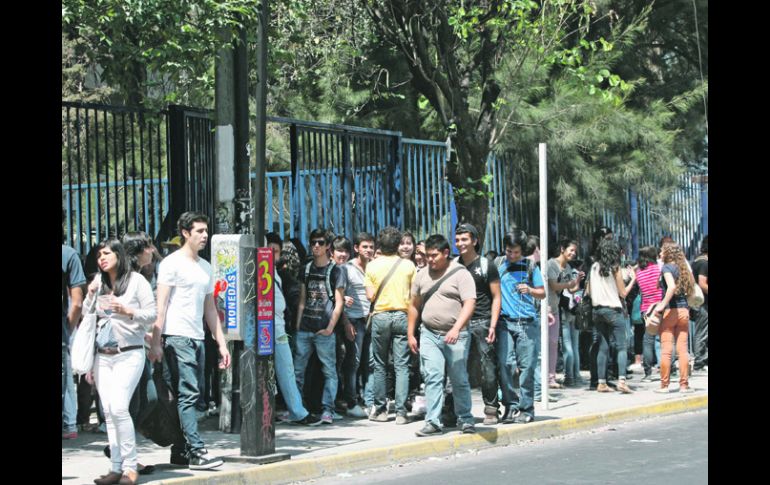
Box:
[62,0,260,107]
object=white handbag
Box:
[71,293,98,375]
[687,283,704,309]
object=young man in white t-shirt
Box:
[149,212,231,470]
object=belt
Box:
[97,345,144,355]
[504,316,534,323]
[594,305,622,311]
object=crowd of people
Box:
[264,223,708,434]
[62,210,708,482]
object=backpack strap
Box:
[325,261,336,300]
[304,262,312,284]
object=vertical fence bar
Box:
[65,106,75,247]
[103,110,111,237]
[84,108,93,252]
[277,176,285,238]
[94,108,102,243]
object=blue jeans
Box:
[496,316,538,417]
[274,323,309,421]
[362,329,375,409]
[561,312,581,382]
[590,307,628,384]
[62,344,68,422]
[163,335,206,454]
[643,332,657,376]
[62,343,77,433]
[294,330,338,413]
[371,311,410,415]
[343,317,368,408]
[420,328,473,427]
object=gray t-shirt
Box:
[411,261,476,335]
[546,258,575,313]
[343,261,369,319]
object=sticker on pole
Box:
[256,247,275,356]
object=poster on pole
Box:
[256,247,275,356]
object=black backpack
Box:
[132,361,185,447]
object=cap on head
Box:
[161,236,182,249]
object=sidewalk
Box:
[62,369,708,485]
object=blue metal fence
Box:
[403,138,453,243]
[64,103,706,260]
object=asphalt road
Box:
[295,410,708,485]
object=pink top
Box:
[637,264,663,312]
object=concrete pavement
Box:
[62,369,708,485]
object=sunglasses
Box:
[310,239,327,247]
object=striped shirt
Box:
[636,264,663,312]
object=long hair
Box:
[596,239,620,277]
[122,231,153,272]
[96,238,132,296]
[661,242,694,296]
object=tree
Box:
[62,0,260,107]
[365,0,642,246]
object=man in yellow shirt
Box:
[364,227,416,424]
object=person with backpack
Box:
[293,229,347,424]
[454,223,502,425]
[547,239,584,388]
[365,227,416,424]
[496,230,546,424]
[408,234,477,436]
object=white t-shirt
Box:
[158,250,215,340]
[275,272,287,338]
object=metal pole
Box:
[538,143,549,410]
[239,0,287,463]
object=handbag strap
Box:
[421,266,464,310]
[369,258,404,315]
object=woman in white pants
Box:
[84,239,157,485]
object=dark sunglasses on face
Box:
[310,239,326,247]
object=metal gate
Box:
[62,102,215,259]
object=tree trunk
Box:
[454,191,490,251]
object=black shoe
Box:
[513,413,534,424]
[442,413,458,427]
[170,451,189,466]
[415,422,443,437]
[293,413,323,426]
[188,448,224,470]
[501,407,520,424]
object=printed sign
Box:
[213,238,239,333]
[256,248,275,356]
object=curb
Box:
[156,395,707,485]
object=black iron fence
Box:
[62,102,215,259]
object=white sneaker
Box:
[321,411,334,424]
[628,363,643,372]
